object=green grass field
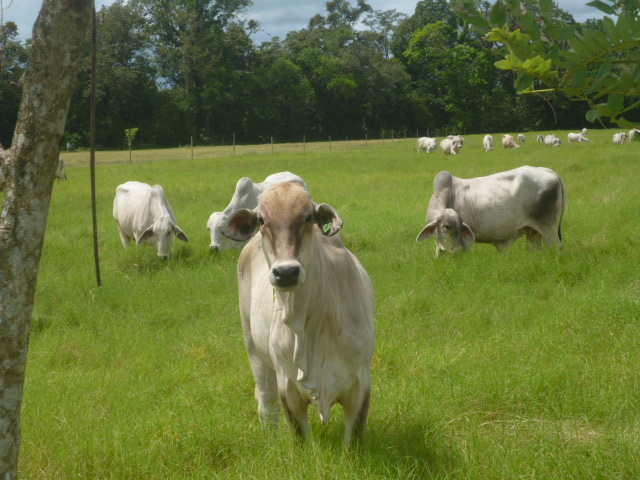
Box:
[19,130,640,478]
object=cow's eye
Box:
[258,217,265,226]
[305,215,313,223]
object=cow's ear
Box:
[314,203,343,236]
[460,223,475,249]
[173,224,189,243]
[138,225,155,243]
[416,220,438,242]
[222,208,258,242]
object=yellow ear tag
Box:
[273,289,276,303]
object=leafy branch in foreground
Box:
[453,0,640,128]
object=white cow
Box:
[222,182,375,444]
[207,171,308,251]
[113,181,189,257]
[582,128,588,135]
[613,132,627,145]
[628,129,639,142]
[440,137,463,155]
[483,134,494,152]
[544,134,561,147]
[567,132,589,143]
[537,134,545,143]
[518,133,526,144]
[416,167,565,256]
[502,134,520,149]
[416,136,437,153]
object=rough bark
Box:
[0,1,91,477]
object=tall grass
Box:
[19,130,640,478]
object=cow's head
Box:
[222,182,342,290]
[207,211,246,251]
[416,208,474,256]
[139,216,189,257]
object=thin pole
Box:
[303,134,306,152]
[90,3,101,287]
[233,132,235,155]
[190,136,193,159]
[271,136,274,154]
[329,136,331,150]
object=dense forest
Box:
[0,0,613,149]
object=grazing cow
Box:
[544,134,561,147]
[113,181,189,257]
[483,134,494,152]
[502,134,520,149]
[222,182,375,444]
[55,158,67,180]
[613,132,628,145]
[518,133,526,144]
[567,132,589,143]
[416,167,565,256]
[416,136,437,153]
[537,134,545,143]
[207,171,308,251]
[628,129,639,142]
[440,137,463,155]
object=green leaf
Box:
[586,108,601,123]
[586,61,612,94]
[601,16,619,42]
[555,26,577,41]
[607,93,625,113]
[617,117,635,129]
[515,73,535,91]
[571,66,589,89]
[490,2,507,26]
[586,1,617,15]
[539,0,553,13]
[495,59,512,70]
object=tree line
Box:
[0,0,621,150]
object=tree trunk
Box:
[0,1,91,478]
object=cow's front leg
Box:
[279,380,311,441]
[118,228,132,248]
[248,355,279,428]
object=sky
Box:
[5,0,606,44]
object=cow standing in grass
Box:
[223,182,375,445]
[416,167,565,256]
[113,181,189,257]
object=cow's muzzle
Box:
[270,262,305,289]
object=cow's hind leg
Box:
[280,381,311,442]
[524,227,543,250]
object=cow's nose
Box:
[272,265,300,287]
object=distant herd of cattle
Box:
[416,127,640,154]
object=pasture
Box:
[19,130,640,478]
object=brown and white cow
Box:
[222,182,375,444]
[416,167,565,256]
